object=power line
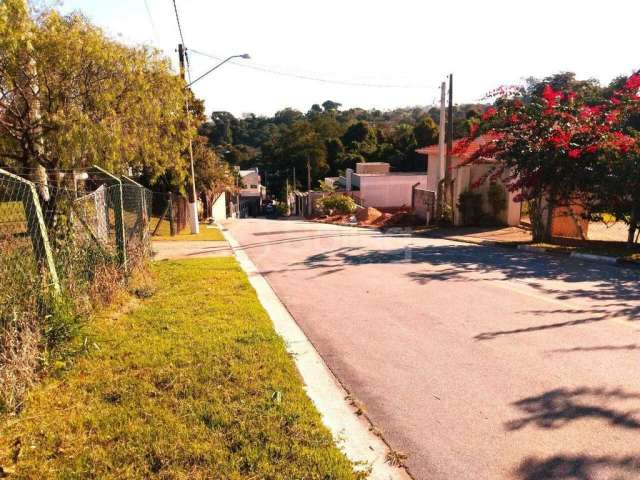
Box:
[171,0,186,47]
[143,0,160,46]
[170,0,192,82]
[188,48,440,90]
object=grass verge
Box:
[151,218,225,241]
[0,257,363,479]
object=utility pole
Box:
[306,157,311,192]
[444,74,454,222]
[437,81,446,202]
[293,167,296,191]
[178,43,200,234]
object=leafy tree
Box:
[0,4,192,187]
[322,100,342,112]
[413,116,439,147]
[455,73,640,243]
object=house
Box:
[238,167,266,217]
[344,162,428,209]
[416,135,522,226]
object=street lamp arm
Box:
[187,54,250,87]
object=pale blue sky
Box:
[57,0,640,117]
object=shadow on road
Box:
[515,454,640,480]
[505,387,640,432]
[298,243,640,328]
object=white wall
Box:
[211,193,227,222]
[357,174,428,208]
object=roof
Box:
[415,134,497,162]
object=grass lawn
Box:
[151,217,225,241]
[0,258,364,479]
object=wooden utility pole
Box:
[306,157,311,192]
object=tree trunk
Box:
[529,194,551,243]
[628,206,638,245]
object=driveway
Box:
[225,218,640,480]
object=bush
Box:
[316,194,357,215]
[457,190,484,226]
[487,182,507,219]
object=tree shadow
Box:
[505,387,640,432]
[515,454,640,480]
[299,243,640,328]
[549,344,639,354]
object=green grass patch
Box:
[151,218,225,241]
[0,257,363,479]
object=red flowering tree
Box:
[454,73,640,243]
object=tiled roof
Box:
[415,134,497,162]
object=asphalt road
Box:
[226,218,640,480]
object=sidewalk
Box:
[151,225,233,260]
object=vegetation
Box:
[0,258,364,479]
[152,223,225,241]
[456,72,640,244]
[457,190,484,226]
[316,194,357,215]
[200,101,487,197]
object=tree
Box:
[413,116,439,147]
[454,74,640,243]
[0,3,192,190]
[322,100,341,112]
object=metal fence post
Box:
[0,168,60,294]
[89,166,127,269]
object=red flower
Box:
[481,107,497,121]
[567,91,577,102]
[513,98,524,109]
[568,148,582,159]
[585,144,598,154]
[542,84,561,111]
[605,109,621,124]
[549,128,571,148]
[624,73,640,91]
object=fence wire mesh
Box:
[0,168,152,410]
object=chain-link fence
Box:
[0,167,152,411]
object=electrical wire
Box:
[143,0,160,46]
[170,0,192,83]
[171,0,186,48]
[189,48,440,90]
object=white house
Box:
[238,167,266,217]
[345,163,428,209]
[416,135,522,226]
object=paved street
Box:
[226,218,640,480]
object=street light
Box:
[188,54,250,87]
[184,53,250,234]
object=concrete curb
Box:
[570,251,619,265]
[218,222,412,480]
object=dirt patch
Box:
[311,206,423,230]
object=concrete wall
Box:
[356,162,391,174]
[210,192,226,222]
[357,174,428,208]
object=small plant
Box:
[457,190,484,226]
[487,182,507,219]
[316,194,357,215]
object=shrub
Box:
[487,182,507,219]
[316,194,357,215]
[457,190,484,226]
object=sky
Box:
[56,0,640,118]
